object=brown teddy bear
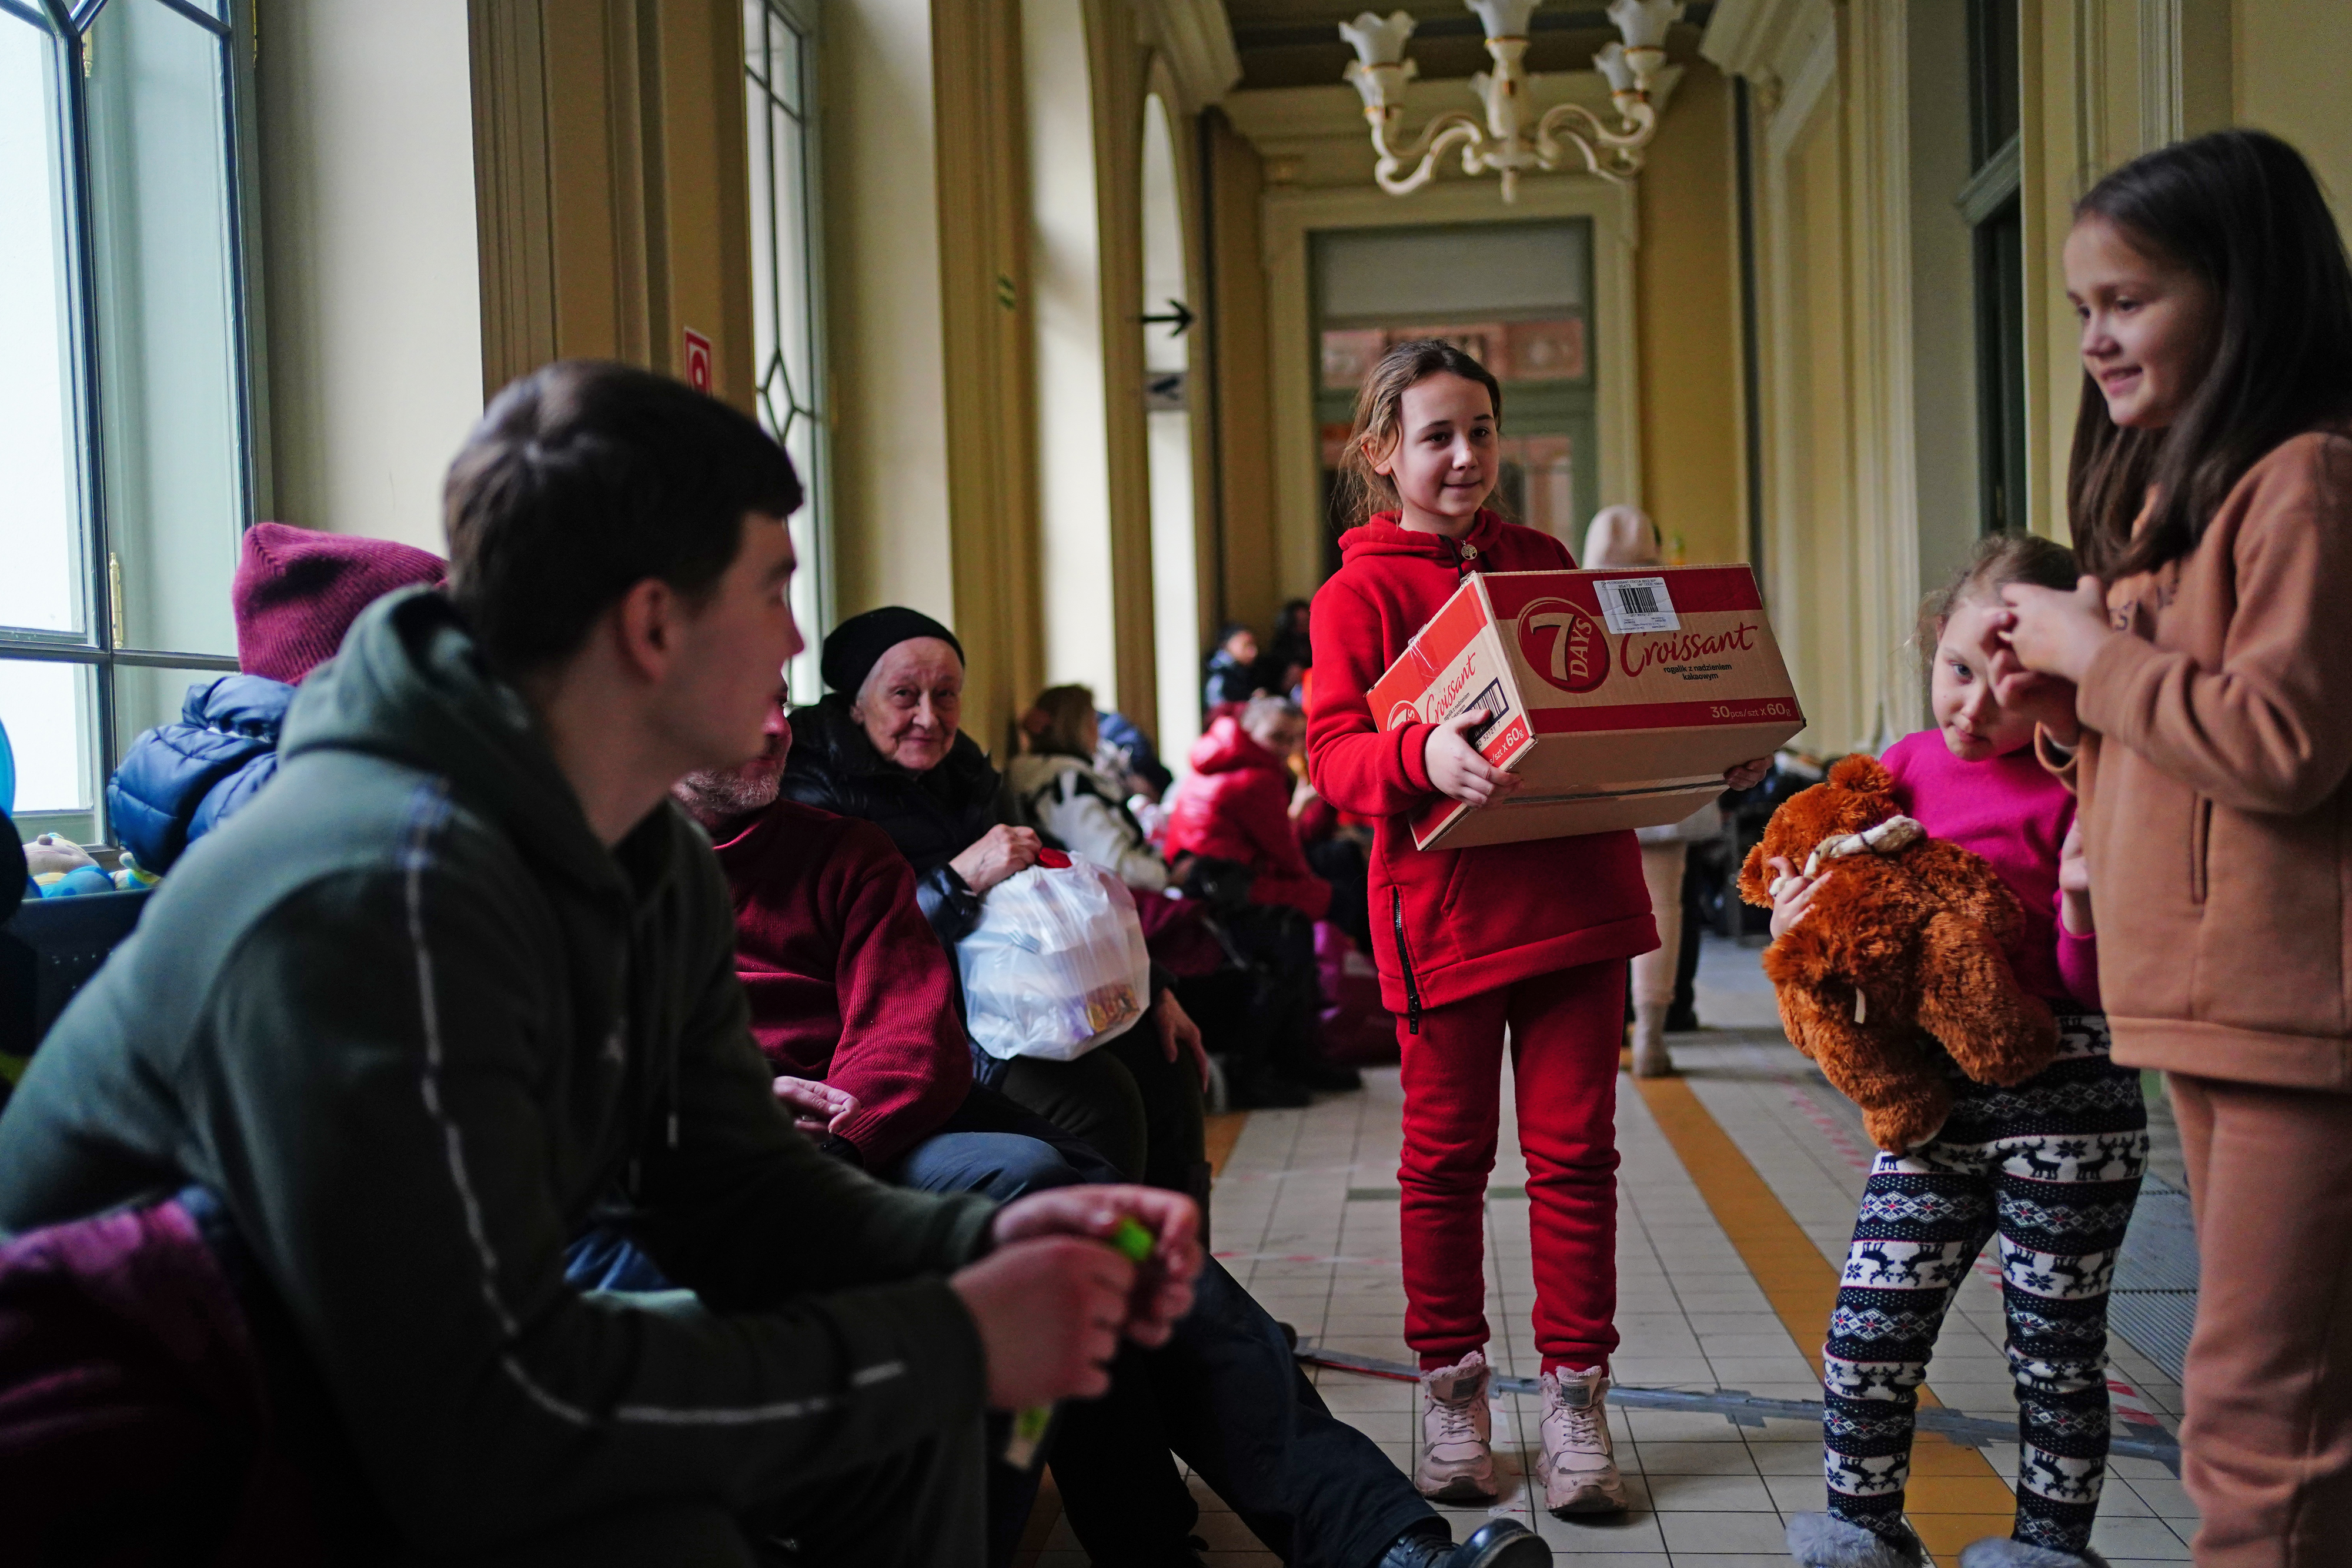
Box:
[1736,754,2057,1153]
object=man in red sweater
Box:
[620,690,1551,1568]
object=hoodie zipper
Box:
[1391,887,1422,1035]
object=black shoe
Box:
[1225,1066,1312,1109]
[1379,1517,1552,1568]
[1664,1004,1700,1032]
[1277,1054,1363,1092]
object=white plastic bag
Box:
[960,850,1152,1062]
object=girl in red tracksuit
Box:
[1306,340,1768,1520]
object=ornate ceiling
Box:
[1223,2,1716,91]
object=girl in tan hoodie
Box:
[1997,130,2352,1567]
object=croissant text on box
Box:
[1366,566,1806,850]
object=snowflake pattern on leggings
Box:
[1818,1012,2146,1554]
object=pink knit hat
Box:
[232,522,447,684]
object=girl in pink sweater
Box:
[1772,535,2144,1568]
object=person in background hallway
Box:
[1095,704,1175,800]
[1775,534,2141,1568]
[1204,621,1262,710]
[1168,694,1361,1101]
[0,362,1197,1567]
[1993,129,2352,1568]
[1006,686,1181,897]
[1579,504,1721,1079]
[106,523,447,875]
[780,613,1212,1211]
[1259,597,1315,697]
[1306,338,1772,1521]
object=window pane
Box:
[772,101,812,417]
[0,658,97,820]
[746,2,824,703]
[0,19,86,638]
[746,76,777,430]
[86,0,244,658]
[774,19,801,115]
[109,661,233,765]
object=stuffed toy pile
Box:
[1737,754,2057,1152]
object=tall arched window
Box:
[1,0,258,847]
[744,0,828,703]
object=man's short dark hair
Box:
[443,360,803,676]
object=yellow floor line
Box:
[1204,1108,1248,1179]
[1635,1074,2020,1563]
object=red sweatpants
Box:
[1398,961,1623,1374]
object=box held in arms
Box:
[1367,566,1805,850]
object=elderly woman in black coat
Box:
[779,608,1208,1208]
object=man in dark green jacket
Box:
[0,361,1200,1566]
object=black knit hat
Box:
[820,606,965,695]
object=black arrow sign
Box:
[1140,298,1195,336]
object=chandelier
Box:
[1339,0,1685,202]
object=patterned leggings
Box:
[1820,1014,2147,1553]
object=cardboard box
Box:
[1367,566,1805,850]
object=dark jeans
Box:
[400,1420,987,1568]
[897,1093,1434,1568]
[569,1093,1434,1568]
[1224,904,1325,1074]
[987,1025,1210,1221]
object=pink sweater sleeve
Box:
[2053,901,2102,1014]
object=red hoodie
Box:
[1306,510,1655,1022]
[710,798,970,1168]
[1165,714,1334,920]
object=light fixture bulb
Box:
[1605,0,1684,51]
[1465,0,1541,41]
[1338,9,1416,67]
[1592,40,1639,93]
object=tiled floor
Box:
[1026,937,2199,1566]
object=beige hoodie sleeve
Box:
[2077,433,2352,817]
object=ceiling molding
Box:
[1699,0,1830,89]
[1222,65,1684,190]
[1135,0,1241,111]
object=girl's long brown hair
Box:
[1332,339,1504,531]
[2067,131,2352,579]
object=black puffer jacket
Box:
[777,697,1003,951]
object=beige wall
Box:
[1205,109,1280,641]
[467,2,756,410]
[1026,0,1121,707]
[259,0,483,553]
[1906,0,1978,599]
[2235,0,2352,233]
[1634,62,1742,569]
[819,0,956,630]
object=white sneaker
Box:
[1539,1366,1629,1515]
[1415,1350,1496,1501]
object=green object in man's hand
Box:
[1003,1213,1160,1468]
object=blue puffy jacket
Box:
[105,675,293,873]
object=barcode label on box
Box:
[1598,575,1679,634]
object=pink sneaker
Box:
[1539,1366,1629,1515]
[1415,1350,1497,1501]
